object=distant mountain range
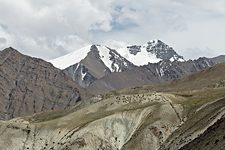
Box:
[49,40,225,94]
[0,41,225,150]
[0,40,224,121]
[0,55,225,150]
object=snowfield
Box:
[49,45,92,69]
[49,40,183,70]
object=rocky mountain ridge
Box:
[63,45,135,87]
[87,55,225,94]
[50,40,185,87]
[50,40,225,91]
[0,47,85,120]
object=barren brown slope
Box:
[87,57,225,95]
[0,47,87,120]
[0,91,185,150]
[0,84,225,150]
[158,92,225,150]
[117,61,225,95]
[180,116,225,150]
[165,61,225,91]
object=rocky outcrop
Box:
[146,40,184,61]
[64,63,97,88]
[0,47,84,120]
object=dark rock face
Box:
[127,45,141,55]
[61,42,225,93]
[144,57,215,81]
[64,45,135,88]
[108,48,135,72]
[63,41,185,88]
[87,57,225,94]
[64,63,96,87]
[126,40,184,61]
[146,40,184,61]
[0,47,83,120]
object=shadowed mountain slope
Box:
[87,57,225,94]
[0,47,86,120]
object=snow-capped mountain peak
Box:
[49,40,185,87]
[117,45,161,66]
[50,40,184,70]
[96,45,134,72]
[50,45,92,69]
[50,44,134,87]
[116,40,184,66]
[50,44,134,72]
[146,40,184,62]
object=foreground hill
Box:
[0,88,224,150]
[0,47,85,120]
[0,61,225,149]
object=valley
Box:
[0,42,224,150]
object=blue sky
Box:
[0,0,225,60]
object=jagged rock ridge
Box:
[87,56,225,94]
[50,40,185,88]
[50,40,225,91]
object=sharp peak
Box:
[3,46,16,51]
[1,47,22,55]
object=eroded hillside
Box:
[0,92,183,150]
[0,86,225,150]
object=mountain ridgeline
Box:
[0,61,225,150]
[50,40,225,94]
[0,40,225,150]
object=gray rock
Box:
[0,47,84,120]
[64,45,135,88]
[87,56,225,94]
